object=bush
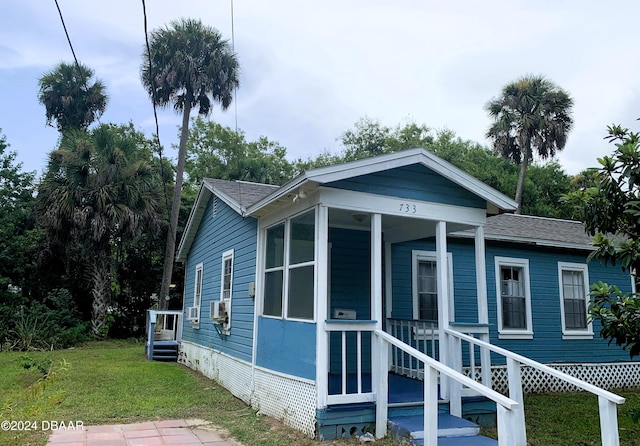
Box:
[4,289,90,351]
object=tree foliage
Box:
[38,62,108,133]
[141,17,240,307]
[185,117,293,186]
[0,132,37,291]
[486,75,573,213]
[564,124,640,357]
[36,125,161,337]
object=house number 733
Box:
[399,203,417,214]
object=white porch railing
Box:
[386,318,492,390]
[325,320,626,445]
[446,328,626,446]
[374,329,522,445]
[325,320,376,405]
[386,318,438,378]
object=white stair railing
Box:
[446,328,625,446]
[374,329,522,446]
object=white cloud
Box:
[2,0,640,178]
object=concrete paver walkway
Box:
[46,419,242,446]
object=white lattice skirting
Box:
[253,367,317,437]
[179,341,253,404]
[179,341,317,437]
[490,362,640,394]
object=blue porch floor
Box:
[328,372,429,403]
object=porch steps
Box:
[150,340,179,361]
[389,413,497,446]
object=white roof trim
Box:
[176,181,253,262]
[451,230,596,251]
[246,148,517,215]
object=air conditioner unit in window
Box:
[210,300,229,324]
[187,306,199,322]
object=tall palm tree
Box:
[36,125,161,337]
[141,18,240,307]
[38,62,108,133]
[486,75,573,214]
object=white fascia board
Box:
[245,174,309,216]
[320,187,487,226]
[176,184,212,262]
[450,231,596,251]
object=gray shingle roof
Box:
[481,213,594,249]
[203,178,278,209]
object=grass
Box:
[0,340,395,446]
[1,341,640,445]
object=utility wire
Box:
[141,0,172,224]
[53,0,102,126]
[231,0,238,135]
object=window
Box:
[190,263,203,326]
[264,224,285,317]
[495,257,532,339]
[221,250,234,301]
[558,262,592,339]
[412,251,453,323]
[262,209,316,321]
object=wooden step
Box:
[389,413,497,445]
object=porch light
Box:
[352,213,368,222]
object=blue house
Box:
[172,148,630,446]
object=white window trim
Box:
[261,208,317,322]
[558,262,593,340]
[495,257,533,340]
[192,262,203,328]
[411,250,454,323]
[219,249,234,333]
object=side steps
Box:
[389,413,497,446]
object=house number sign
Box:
[399,203,418,214]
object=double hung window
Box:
[558,262,592,339]
[263,210,316,321]
[495,257,532,339]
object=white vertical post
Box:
[475,225,492,389]
[316,205,329,409]
[598,396,620,446]
[371,213,387,438]
[450,335,462,417]
[506,358,527,446]
[424,366,439,446]
[436,221,450,399]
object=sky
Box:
[1,0,640,177]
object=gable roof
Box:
[454,213,596,250]
[176,179,277,262]
[246,148,518,216]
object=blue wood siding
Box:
[325,164,486,209]
[329,227,371,320]
[328,227,373,374]
[182,195,257,363]
[485,243,633,364]
[391,238,479,323]
[390,237,635,365]
[256,316,316,379]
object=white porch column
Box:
[475,225,492,388]
[316,205,329,410]
[475,225,488,325]
[436,221,450,400]
[371,213,387,438]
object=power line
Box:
[53,0,102,126]
[141,0,172,224]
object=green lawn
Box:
[1,341,639,445]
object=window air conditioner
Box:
[187,306,199,322]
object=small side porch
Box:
[145,310,183,361]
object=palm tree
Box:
[141,18,239,307]
[485,75,573,213]
[36,125,160,337]
[38,62,108,133]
